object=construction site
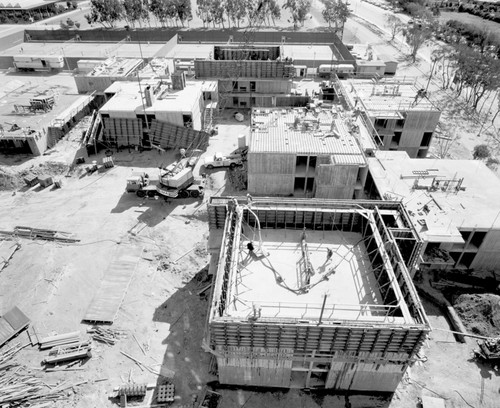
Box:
[0,12,499,408]
[206,197,429,391]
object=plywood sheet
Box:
[83,246,143,324]
[0,306,30,347]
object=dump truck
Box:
[126,168,204,199]
[204,152,243,170]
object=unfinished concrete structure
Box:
[206,197,429,391]
[0,79,98,155]
[247,107,377,198]
[340,78,440,158]
[99,76,210,149]
[367,150,500,271]
[74,57,145,94]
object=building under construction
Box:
[206,197,429,391]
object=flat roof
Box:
[86,57,143,77]
[229,229,391,321]
[0,0,56,9]
[343,79,437,114]
[281,45,338,61]
[0,42,164,59]
[100,80,203,115]
[165,43,213,60]
[139,57,173,78]
[0,73,85,137]
[368,151,500,240]
[250,108,365,164]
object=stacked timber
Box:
[0,226,80,243]
[39,331,84,350]
[88,326,126,345]
[23,174,38,187]
[38,175,53,188]
[0,343,85,406]
[43,343,92,365]
[40,331,92,366]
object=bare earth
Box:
[1,2,500,408]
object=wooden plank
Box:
[83,246,143,324]
[0,241,20,271]
[0,306,30,348]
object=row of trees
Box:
[85,0,351,31]
[85,0,193,28]
[385,13,500,115]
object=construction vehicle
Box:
[126,168,204,199]
[474,337,500,365]
[126,150,205,199]
[204,152,243,170]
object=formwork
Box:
[206,197,428,391]
[194,60,295,79]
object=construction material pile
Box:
[0,343,85,406]
[88,326,127,345]
[39,331,92,366]
[227,163,247,191]
[0,226,80,243]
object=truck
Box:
[126,168,204,199]
[204,152,243,170]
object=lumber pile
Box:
[0,226,80,243]
[39,331,83,350]
[43,342,92,365]
[88,326,127,345]
[0,343,86,406]
[39,331,92,367]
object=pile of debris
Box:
[453,293,500,337]
[227,163,247,191]
[0,226,80,243]
[39,331,92,368]
[88,326,127,345]
[0,343,87,406]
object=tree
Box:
[384,14,403,41]
[403,19,433,62]
[85,0,124,28]
[473,144,491,160]
[283,0,311,29]
[173,0,193,27]
[226,0,247,27]
[321,0,350,36]
[123,0,149,28]
[149,0,176,27]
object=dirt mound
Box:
[0,161,70,191]
[453,293,500,337]
[0,167,20,190]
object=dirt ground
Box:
[453,293,500,338]
[1,6,500,406]
[1,108,500,408]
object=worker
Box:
[326,247,334,261]
[246,193,253,206]
[247,241,255,253]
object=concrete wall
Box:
[247,152,295,195]
[315,164,359,199]
[470,229,500,270]
[219,79,292,94]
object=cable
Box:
[454,390,474,408]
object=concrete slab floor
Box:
[226,229,385,321]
